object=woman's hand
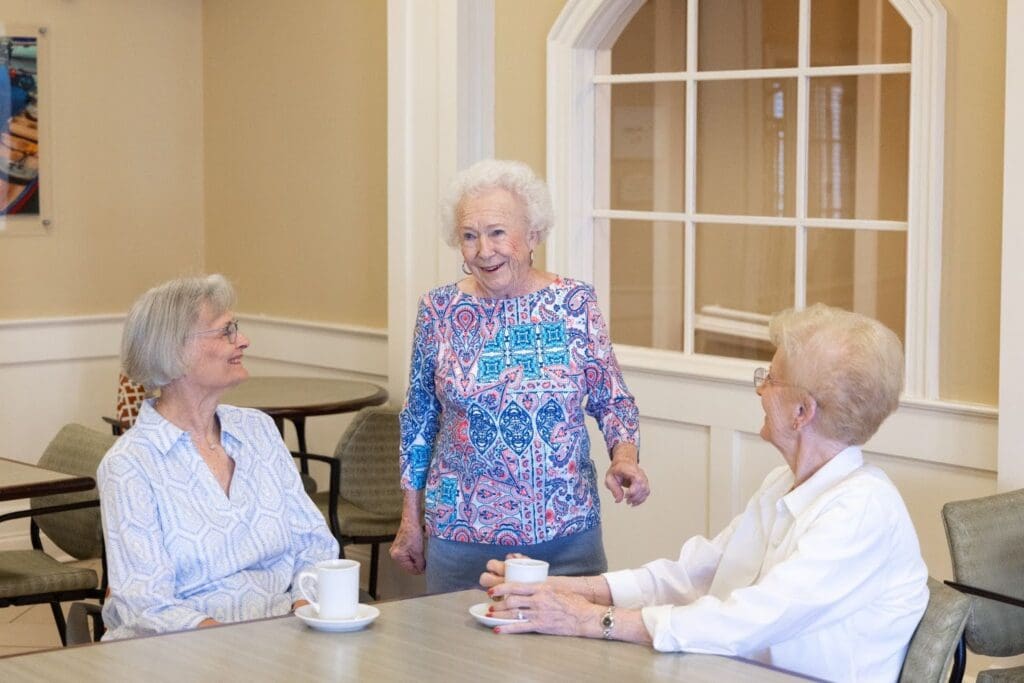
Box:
[478,553,531,589]
[486,581,605,638]
[605,444,650,506]
[390,519,426,574]
[390,490,426,574]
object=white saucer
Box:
[469,602,526,628]
[295,603,380,632]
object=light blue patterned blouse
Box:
[98,399,338,640]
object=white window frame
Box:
[546,0,946,399]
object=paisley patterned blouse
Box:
[399,277,640,546]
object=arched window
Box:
[547,0,945,398]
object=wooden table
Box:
[222,377,388,452]
[0,457,95,503]
[0,590,812,681]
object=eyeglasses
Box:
[753,367,820,405]
[192,319,239,344]
[753,367,773,389]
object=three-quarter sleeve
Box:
[580,286,640,454]
[399,296,441,490]
[99,453,210,636]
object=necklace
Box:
[190,432,221,452]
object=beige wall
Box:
[0,0,204,318]
[496,0,1005,405]
[203,0,387,327]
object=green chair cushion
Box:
[0,550,98,599]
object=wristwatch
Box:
[601,606,615,640]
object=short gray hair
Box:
[121,274,236,389]
[440,159,554,247]
[769,303,903,445]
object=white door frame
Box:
[386,0,494,401]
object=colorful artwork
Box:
[0,34,39,216]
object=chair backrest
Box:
[30,423,117,560]
[115,372,147,430]
[333,406,403,517]
[899,577,971,683]
[943,489,1024,657]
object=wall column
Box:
[386,0,494,401]
[998,0,1024,490]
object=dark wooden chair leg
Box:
[369,543,381,601]
[49,601,68,646]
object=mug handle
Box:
[297,571,319,613]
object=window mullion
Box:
[683,0,699,355]
[794,0,811,309]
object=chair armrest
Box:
[945,580,1024,609]
[0,498,100,526]
[291,451,341,539]
[101,416,125,436]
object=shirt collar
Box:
[214,403,245,449]
[134,398,245,455]
[782,445,864,516]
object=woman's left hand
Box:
[486,582,604,638]
[605,444,650,506]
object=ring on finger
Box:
[517,610,524,620]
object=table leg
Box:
[290,417,309,474]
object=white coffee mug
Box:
[298,559,360,620]
[505,558,549,584]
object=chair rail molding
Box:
[387,0,494,402]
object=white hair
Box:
[121,274,235,389]
[769,303,904,445]
[440,159,554,247]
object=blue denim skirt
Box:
[424,525,607,594]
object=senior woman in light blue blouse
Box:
[98,275,337,640]
[391,159,651,593]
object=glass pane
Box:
[807,74,909,220]
[609,83,686,212]
[810,0,911,66]
[806,228,906,342]
[611,0,686,74]
[694,223,793,360]
[609,219,686,351]
[699,0,799,71]
[697,79,796,216]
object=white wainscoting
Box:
[596,365,999,583]
[0,314,999,593]
[0,314,393,563]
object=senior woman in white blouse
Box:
[98,275,337,640]
[482,304,928,682]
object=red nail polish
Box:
[493,627,501,634]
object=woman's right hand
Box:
[479,553,529,589]
[389,519,426,574]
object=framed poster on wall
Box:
[0,24,50,236]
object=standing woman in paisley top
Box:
[391,159,650,592]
